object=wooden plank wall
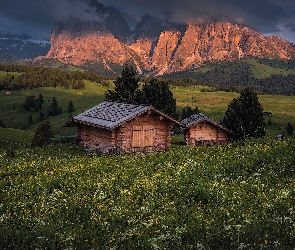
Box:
[185,121,231,146]
[116,113,174,153]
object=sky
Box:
[0,0,295,43]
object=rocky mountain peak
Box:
[42,3,295,76]
[51,1,130,43]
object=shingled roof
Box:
[181,113,234,134]
[71,101,181,129]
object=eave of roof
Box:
[69,101,182,130]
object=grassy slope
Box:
[1,82,295,140]
[248,59,295,78]
[173,85,295,136]
[0,138,295,249]
[0,127,34,149]
[193,58,295,78]
[1,60,295,139]
[0,81,110,135]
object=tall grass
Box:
[0,138,295,249]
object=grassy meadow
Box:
[1,69,295,249]
[1,138,295,249]
[1,80,295,140]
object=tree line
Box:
[0,63,110,90]
[164,60,295,95]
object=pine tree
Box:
[38,94,44,104]
[28,114,33,125]
[68,101,75,113]
[0,120,5,128]
[139,78,177,118]
[180,105,199,120]
[31,120,54,147]
[39,111,45,121]
[104,63,140,104]
[48,97,62,117]
[222,88,266,140]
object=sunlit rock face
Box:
[43,2,295,75]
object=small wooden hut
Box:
[181,113,234,146]
[68,101,182,153]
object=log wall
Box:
[185,121,231,146]
[76,112,175,153]
[77,124,113,148]
[115,113,174,153]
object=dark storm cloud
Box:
[101,0,288,32]
[0,0,103,39]
[286,23,295,32]
[100,0,295,42]
[0,0,295,42]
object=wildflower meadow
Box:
[1,138,295,249]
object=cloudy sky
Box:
[0,0,295,42]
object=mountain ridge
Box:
[0,32,50,60]
[42,17,295,75]
[2,1,295,75]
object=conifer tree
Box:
[140,78,177,119]
[68,101,75,113]
[31,120,54,147]
[180,105,199,120]
[104,63,140,104]
[0,120,5,128]
[28,114,33,125]
[222,88,265,139]
[48,97,62,117]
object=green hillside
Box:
[193,58,295,79]
[248,59,295,78]
[1,82,295,139]
[1,63,295,249]
[0,61,295,143]
[170,58,295,95]
[1,138,295,249]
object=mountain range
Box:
[1,0,295,76]
[0,32,50,61]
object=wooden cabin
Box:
[181,113,234,146]
[68,101,182,153]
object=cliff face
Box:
[43,4,295,75]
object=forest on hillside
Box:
[164,59,295,95]
[0,64,110,90]
[1,59,295,95]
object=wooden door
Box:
[132,125,155,150]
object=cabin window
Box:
[132,125,155,149]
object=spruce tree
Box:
[104,63,140,104]
[180,105,199,120]
[28,114,33,125]
[68,101,75,113]
[48,97,62,117]
[222,88,265,139]
[0,120,5,128]
[140,78,177,119]
[31,120,54,147]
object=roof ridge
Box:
[72,101,181,129]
